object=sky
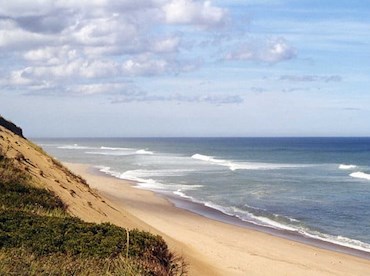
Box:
[0,0,370,137]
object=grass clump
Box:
[0,154,66,215]
[0,248,146,275]
[0,182,66,214]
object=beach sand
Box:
[66,163,370,276]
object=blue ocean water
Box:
[34,137,370,252]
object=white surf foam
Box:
[100,146,133,150]
[196,201,370,252]
[301,232,370,253]
[96,165,370,253]
[86,148,153,156]
[116,169,194,178]
[96,166,202,192]
[350,172,370,181]
[86,151,133,156]
[339,164,357,170]
[173,190,195,200]
[191,153,305,171]
[202,202,298,231]
[58,144,96,150]
[135,149,154,155]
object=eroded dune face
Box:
[0,117,134,227]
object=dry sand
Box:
[66,163,370,276]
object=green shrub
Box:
[0,211,185,274]
[0,182,66,213]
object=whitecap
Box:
[96,166,202,192]
[191,153,306,171]
[350,172,370,181]
[339,164,357,170]
[100,146,133,150]
[86,151,133,156]
[58,144,96,150]
[136,149,153,155]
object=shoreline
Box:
[165,193,370,260]
[92,165,370,260]
[67,162,370,275]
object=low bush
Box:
[0,182,66,213]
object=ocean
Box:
[34,137,370,254]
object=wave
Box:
[58,144,96,150]
[191,153,305,171]
[339,164,357,170]
[173,197,370,253]
[86,151,132,156]
[100,146,133,150]
[96,165,370,253]
[350,172,370,181]
[135,149,153,155]
[86,149,153,156]
[96,166,202,192]
[201,201,299,231]
[114,169,195,178]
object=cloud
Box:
[122,54,172,76]
[66,82,144,96]
[112,93,243,105]
[150,36,181,53]
[9,58,120,81]
[162,0,228,28]
[225,37,296,63]
[343,107,361,111]
[0,0,231,97]
[0,19,52,50]
[279,75,343,82]
[23,46,78,65]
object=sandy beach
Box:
[65,162,370,275]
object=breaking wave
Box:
[100,146,132,150]
[96,166,202,192]
[191,154,305,171]
[339,164,357,170]
[58,144,96,150]
[170,196,370,253]
[86,149,153,156]
[350,172,370,181]
[135,149,153,155]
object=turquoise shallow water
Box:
[34,137,370,252]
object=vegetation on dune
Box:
[0,248,145,275]
[0,146,186,275]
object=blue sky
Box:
[0,0,369,137]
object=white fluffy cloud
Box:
[226,38,296,63]
[0,0,294,104]
[162,0,227,27]
[0,0,231,95]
